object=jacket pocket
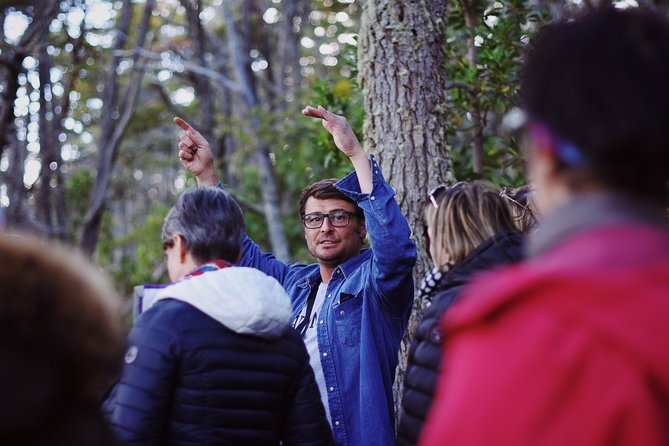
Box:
[334,292,362,347]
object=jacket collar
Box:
[447,230,524,285]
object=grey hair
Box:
[162,187,245,264]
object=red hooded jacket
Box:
[419,222,669,446]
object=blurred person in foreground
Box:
[420,7,669,446]
[396,181,524,446]
[174,106,417,446]
[0,235,124,446]
[104,187,333,446]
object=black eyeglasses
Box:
[302,210,356,229]
[428,182,464,208]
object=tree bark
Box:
[358,0,450,426]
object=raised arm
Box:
[173,117,218,187]
[302,105,372,193]
[173,117,292,283]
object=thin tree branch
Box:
[113,47,244,93]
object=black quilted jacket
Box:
[396,231,524,446]
[104,267,334,446]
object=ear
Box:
[358,218,367,242]
[173,234,188,264]
[526,123,562,215]
[527,123,560,175]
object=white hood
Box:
[153,267,292,339]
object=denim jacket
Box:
[238,156,417,446]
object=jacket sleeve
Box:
[238,234,291,284]
[216,180,291,284]
[105,307,180,446]
[281,342,335,446]
[336,155,417,317]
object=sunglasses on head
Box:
[428,182,465,209]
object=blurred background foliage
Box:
[2,0,623,301]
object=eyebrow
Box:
[305,208,355,214]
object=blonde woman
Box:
[397,181,524,446]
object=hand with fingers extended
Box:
[303,105,372,193]
[173,117,218,186]
[302,105,364,159]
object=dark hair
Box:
[162,187,245,264]
[521,7,669,201]
[298,178,362,218]
[0,235,124,445]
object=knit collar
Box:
[417,261,455,302]
[183,259,233,279]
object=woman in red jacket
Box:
[420,8,669,446]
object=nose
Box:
[320,216,334,231]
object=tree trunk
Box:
[37,40,55,232]
[0,0,60,229]
[277,0,304,103]
[0,55,22,171]
[80,0,155,257]
[358,0,450,426]
[181,0,217,156]
[461,0,485,174]
[222,0,291,262]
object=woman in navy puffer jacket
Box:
[104,187,333,446]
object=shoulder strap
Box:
[295,279,323,337]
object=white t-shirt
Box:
[292,281,331,423]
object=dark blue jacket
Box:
[105,267,333,446]
[396,231,524,446]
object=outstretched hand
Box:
[173,117,217,186]
[302,105,364,159]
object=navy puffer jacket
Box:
[104,266,333,446]
[396,231,524,446]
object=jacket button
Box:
[322,352,328,357]
[320,320,324,324]
[339,310,345,315]
[335,421,340,426]
[329,386,334,391]
[370,196,376,200]
[430,326,443,344]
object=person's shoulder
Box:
[136,299,201,332]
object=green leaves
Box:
[445,0,547,184]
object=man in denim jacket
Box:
[175,105,417,446]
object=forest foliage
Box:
[0,0,604,300]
